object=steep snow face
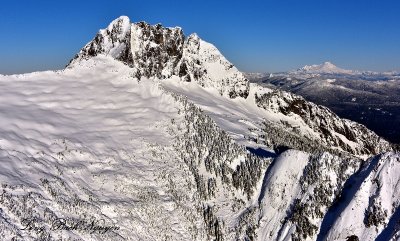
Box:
[69,16,249,98]
[177,34,249,98]
[324,152,400,241]
[257,151,361,241]
[256,150,311,240]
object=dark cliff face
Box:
[254,89,392,157]
[68,16,250,99]
[129,21,185,79]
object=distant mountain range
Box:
[247,62,400,80]
[245,62,400,144]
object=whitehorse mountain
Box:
[0,16,398,241]
[68,16,249,99]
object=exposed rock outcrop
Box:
[68,16,249,98]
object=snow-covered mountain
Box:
[293,62,355,75]
[287,61,400,79]
[0,16,398,241]
[68,16,249,99]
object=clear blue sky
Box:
[1,0,399,74]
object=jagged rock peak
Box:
[68,16,249,98]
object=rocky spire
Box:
[68,16,249,98]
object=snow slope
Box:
[0,56,270,240]
[324,152,400,241]
[0,56,206,240]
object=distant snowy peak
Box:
[244,64,399,81]
[68,16,249,98]
[295,61,355,74]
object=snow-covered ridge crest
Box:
[68,16,249,98]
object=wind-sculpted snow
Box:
[0,57,207,240]
[0,56,272,240]
[1,56,398,241]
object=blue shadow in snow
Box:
[316,155,382,241]
[376,205,400,241]
[246,147,277,159]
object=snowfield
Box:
[0,16,399,241]
[0,57,204,240]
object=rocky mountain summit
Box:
[68,16,249,98]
